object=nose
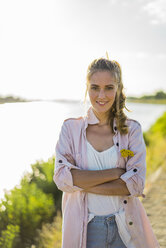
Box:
[98,89,105,98]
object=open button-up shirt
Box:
[53,106,160,248]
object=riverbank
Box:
[127,98,166,105]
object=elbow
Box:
[53,173,76,193]
[125,176,145,197]
[56,185,76,193]
[53,167,84,193]
[132,186,144,197]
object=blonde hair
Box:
[84,58,130,135]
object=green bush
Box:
[28,157,62,214]
[34,210,62,248]
[0,159,61,248]
[0,224,20,248]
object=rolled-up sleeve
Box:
[120,122,146,197]
[53,121,84,193]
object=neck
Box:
[92,108,110,126]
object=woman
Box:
[53,58,160,248]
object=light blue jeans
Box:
[86,213,127,248]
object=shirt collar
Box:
[84,106,118,133]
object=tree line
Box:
[128,90,166,100]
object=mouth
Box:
[96,101,108,106]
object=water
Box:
[0,101,165,200]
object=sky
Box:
[0,0,166,101]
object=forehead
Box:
[89,70,116,85]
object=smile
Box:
[96,101,108,106]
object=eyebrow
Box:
[90,83,115,87]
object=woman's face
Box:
[88,70,118,115]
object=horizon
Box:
[1,88,166,102]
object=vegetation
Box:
[0,95,42,104]
[0,95,28,104]
[127,90,166,104]
[143,112,166,177]
[34,211,62,248]
[0,111,165,247]
[0,157,62,248]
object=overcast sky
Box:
[0,0,166,100]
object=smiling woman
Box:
[53,57,160,248]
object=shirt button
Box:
[59,160,63,163]
[129,222,133,225]
[123,200,127,204]
[116,142,119,146]
[133,168,137,172]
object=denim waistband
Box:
[90,212,116,222]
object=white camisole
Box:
[86,140,136,248]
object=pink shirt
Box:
[53,106,160,248]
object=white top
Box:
[86,140,136,248]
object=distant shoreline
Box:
[0,97,40,104]
[126,99,166,105]
[0,98,80,104]
[1,96,166,105]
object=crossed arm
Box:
[66,154,130,196]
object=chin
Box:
[93,104,112,114]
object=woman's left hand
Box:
[64,153,76,166]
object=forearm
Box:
[83,178,130,196]
[70,168,119,189]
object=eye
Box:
[91,86,98,90]
[106,86,114,90]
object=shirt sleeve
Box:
[53,121,84,193]
[120,122,146,197]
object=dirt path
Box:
[141,166,166,248]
